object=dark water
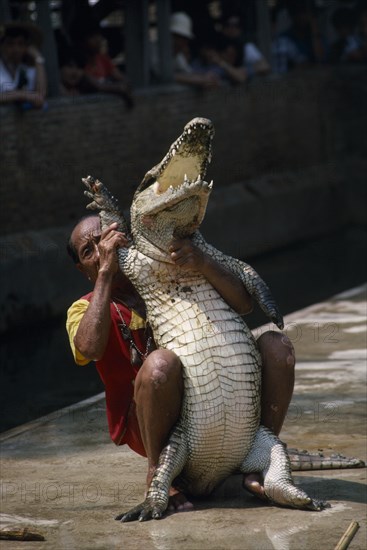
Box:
[0,226,366,433]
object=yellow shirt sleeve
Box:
[66,299,146,365]
[66,299,91,366]
[130,309,146,330]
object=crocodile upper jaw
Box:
[138,117,214,196]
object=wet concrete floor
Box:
[0,285,366,549]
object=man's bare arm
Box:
[169,239,253,315]
[74,270,114,361]
[74,224,128,360]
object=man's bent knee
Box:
[136,349,182,391]
[257,330,295,370]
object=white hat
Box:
[170,12,194,39]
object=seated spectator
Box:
[169,12,220,89]
[220,15,271,77]
[271,0,327,73]
[0,22,47,108]
[192,34,247,85]
[330,8,360,63]
[59,58,95,97]
[77,26,133,108]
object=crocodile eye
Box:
[139,174,155,191]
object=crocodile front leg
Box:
[82,175,131,240]
[116,426,188,522]
[192,233,284,329]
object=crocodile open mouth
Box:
[140,118,214,196]
[131,118,215,242]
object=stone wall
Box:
[0,67,366,332]
[1,67,366,235]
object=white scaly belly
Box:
[123,249,262,494]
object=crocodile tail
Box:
[288,448,366,471]
[82,175,131,241]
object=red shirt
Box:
[84,53,116,80]
[66,292,148,445]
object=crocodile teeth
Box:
[172,148,176,156]
[209,180,213,189]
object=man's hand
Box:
[26,45,43,62]
[0,89,44,108]
[169,237,253,315]
[97,223,129,277]
[74,222,129,361]
[19,90,45,108]
[169,239,206,271]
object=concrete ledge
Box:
[0,159,366,333]
[0,393,105,443]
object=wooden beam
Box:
[35,0,60,97]
[0,0,11,22]
[156,0,173,83]
[125,0,150,87]
[256,0,272,63]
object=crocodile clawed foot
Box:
[82,175,119,213]
[115,498,167,523]
[304,498,330,511]
[265,482,330,512]
[289,492,330,512]
[81,175,130,234]
[82,175,109,212]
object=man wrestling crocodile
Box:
[66,213,295,511]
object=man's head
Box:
[60,60,84,89]
[221,15,243,40]
[0,26,28,65]
[67,214,102,282]
[82,28,105,55]
[170,12,194,56]
[0,22,42,65]
[68,214,132,293]
[170,12,194,40]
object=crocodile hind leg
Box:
[116,425,188,522]
[240,426,328,511]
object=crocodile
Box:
[82,118,358,521]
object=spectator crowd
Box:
[1,0,366,109]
